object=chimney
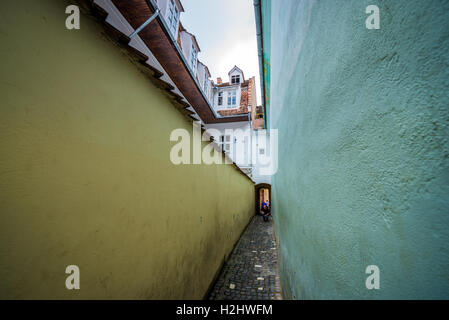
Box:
[217,77,222,85]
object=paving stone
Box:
[208,216,283,300]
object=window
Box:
[231,75,240,84]
[203,77,208,93]
[221,135,231,152]
[218,92,223,106]
[227,90,237,108]
[259,148,265,155]
[167,0,180,36]
[190,45,197,73]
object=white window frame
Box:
[190,45,198,74]
[167,0,180,36]
[231,75,240,84]
[227,90,237,108]
[221,135,231,152]
[218,91,223,106]
[203,77,208,93]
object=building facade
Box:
[204,66,271,183]
[157,0,270,183]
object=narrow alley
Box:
[208,217,282,300]
[1,0,448,304]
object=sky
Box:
[179,0,261,105]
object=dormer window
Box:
[218,92,223,106]
[167,0,180,36]
[203,77,208,93]
[231,75,240,84]
[190,45,198,73]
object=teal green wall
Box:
[260,0,271,129]
[267,0,449,299]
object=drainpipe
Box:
[129,9,160,38]
[253,0,267,130]
[248,112,253,177]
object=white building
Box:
[155,0,184,38]
[155,1,271,183]
[203,66,272,183]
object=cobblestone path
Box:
[208,216,282,300]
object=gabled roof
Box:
[178,25,201,52]
[188,32,201,52]
[174,0,185,13]
[198,60,211,78]
[177,22,200,51]
[228,65,245,81]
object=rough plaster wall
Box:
[261,0,272,128]
[0,0,254,299]
[270,0,449,299]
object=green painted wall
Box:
[267,0,449,299]
[0,0,254,299]
[260,0,271,129]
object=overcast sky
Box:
[180,0,261,105]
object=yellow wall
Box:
[0,0,254,299]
